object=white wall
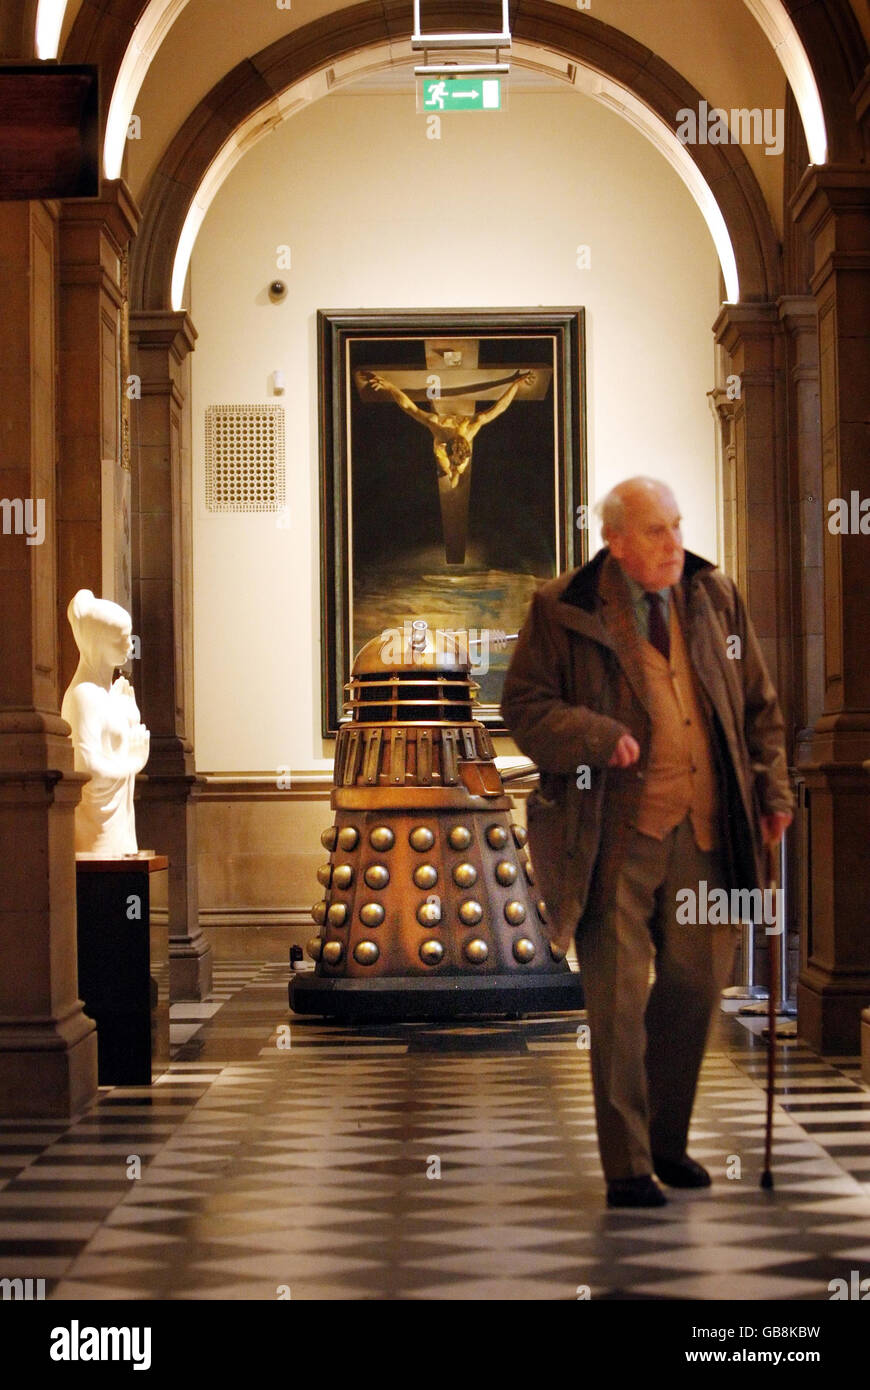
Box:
[190,88,721,774]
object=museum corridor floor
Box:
[2,962,870,1301]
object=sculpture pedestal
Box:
[75,854,170,1084]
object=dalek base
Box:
[289,970,584,1021]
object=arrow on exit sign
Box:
[420,77,502,112]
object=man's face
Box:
[608,487,684,591]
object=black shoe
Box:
[606,1175,668,1208]
[653,1154,711,1188]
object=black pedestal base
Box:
[75,856,169,1085]
[289,971,585,1020]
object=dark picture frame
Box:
[318,308,588,736]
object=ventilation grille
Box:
[205,405,285,512]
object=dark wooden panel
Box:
[0,65,99,200]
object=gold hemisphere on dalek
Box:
[369,826,395,851]
[409,826,435,851]
[417,899,442,928]
[420,939,444,966]
[288,620,584,1020]
[359,902,385,928]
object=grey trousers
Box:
[575,815,740,1181]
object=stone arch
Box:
[63,0,149,126]
[129,0,785,310]
[781,0,869,162]
[0,0,38,56]
[62,0,866,170]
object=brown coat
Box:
[501,548,794,950]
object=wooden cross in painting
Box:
[354,340,552,564]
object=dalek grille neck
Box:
[345,669,477,726]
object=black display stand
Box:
[75,854,170,1085]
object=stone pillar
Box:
[791,167,870,1061]
[778,296,822,757]
[0,200,98,1116]
[711,306,797,996]
[129,310,211,1001]
[57,180,139,690]
[707,385,738,582]
[712,304,792,729]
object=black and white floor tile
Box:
[1,962,869,1300]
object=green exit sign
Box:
[420,77,503,112]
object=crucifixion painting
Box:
[319,309,586,734]
[353,341,552,563]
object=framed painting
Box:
[318,308,588,735]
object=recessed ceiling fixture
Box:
[412,0,511,76]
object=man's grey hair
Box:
[595,477,673,539]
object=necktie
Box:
[644,592,670,661]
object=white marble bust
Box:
[61,590,150,856]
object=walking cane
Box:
[760,839,779,1190]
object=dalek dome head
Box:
[345,620,479,725]
[353,620,473,677]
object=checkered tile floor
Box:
[1,962,869,1300]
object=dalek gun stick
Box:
[289,621,583,1021]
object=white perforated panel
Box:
[205,405,286,512]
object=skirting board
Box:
[200,910,310,961]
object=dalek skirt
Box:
[289,624,584,1020]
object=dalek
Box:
[289,621,584,1020]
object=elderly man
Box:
[501,477,793,1207]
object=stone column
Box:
[129,310,211,1001]
[706,386,738,582]
[57,180,140,690]
[778,296,822,757]
[712,304,793,730]
[791,167,870,1061]
[711,306,797,996]
[0,200,98,1116]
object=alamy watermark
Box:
[827,492,870,534]
[675,880,784,934]
[828,1270,870,1299]
[379,621,507,675]
[50,1322,151,1370]
[675,101,784,157]
[1,1277,45,1300]
[0,497,45,546]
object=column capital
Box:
[712,301,782,353]
[776,294,817,330]
[706,386,736,423]
[59,178,140,251]
[790,166,870,295]
[130,310,197,362]
[0,711,78,777]
[791,163,870,230]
